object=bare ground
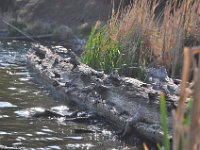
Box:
[16,0,115,37]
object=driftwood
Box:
[27,44,179,144]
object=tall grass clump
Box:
[81,1,152,78]
[82,0,199,78]
[114,0,199,78]
[81,21,123,74]
[152,0,200,78]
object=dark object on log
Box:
[65,80,77,88]
[35,51,45,59]
[53,71,60,78]
[67,52,80,71]
[32,45,46,59]
[52,58,59,66]
[148,92,159,103]
[52,80,60,87]
[109,70,121,86]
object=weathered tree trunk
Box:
[27,44,178,144]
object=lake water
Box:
[0,41,141,150]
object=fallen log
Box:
[27,44,179,144]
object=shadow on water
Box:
[0,41,143,150]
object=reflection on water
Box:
[0,41,139,150]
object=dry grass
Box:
[108,0,200,77]
[109,0,156,66]
[173,46,200,150]
[106,2,200,147]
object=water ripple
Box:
[0,101,17,108]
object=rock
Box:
[146,66,170,82]
[145,66,180,96]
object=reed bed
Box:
[81,0,199,78]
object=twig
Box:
[173,47,191,150]
[188,47,200,150]
[173,46,200,150]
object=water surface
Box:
[0,41,140,150]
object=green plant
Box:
[159,93,170,150]
[81,22,123,74]
[81,21,147,78]
[82,0,199,78]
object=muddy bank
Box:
[27,44,179,144]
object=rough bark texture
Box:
[27,44,179,143]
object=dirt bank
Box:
[15,0,115,37]
[18,0,111,25]
[0,0,129,51]
[0,0,133,38]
